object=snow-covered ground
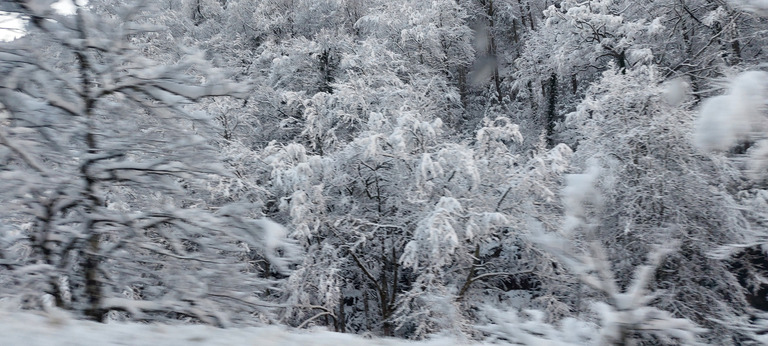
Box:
[0,309,469,346]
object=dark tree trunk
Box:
[546,73,558,147]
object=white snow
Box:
[661,78,689,106]
[562,165,600,234]
[747,139,768,181]
[0,12,25,42]
[51,0,80,15]
[255,218,290,255]
[694,71,768,152]
[694,95,741,151]
[0,1,86,42]
[0,309,467,346]
[731,71,768,133]
[733,0,768,16]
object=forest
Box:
[2,0,768,344]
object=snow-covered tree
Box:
[0,0,298,325]
[563,65,750,342]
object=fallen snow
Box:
[0,309,469,346]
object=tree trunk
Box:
[546,73,558,147]
[84,233,103,321]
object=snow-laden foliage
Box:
[563,66,751,343]
[534,237,705,345]
[481,152,705,345]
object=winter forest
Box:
[3,0,768,344]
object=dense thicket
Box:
[2,0,768,344]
